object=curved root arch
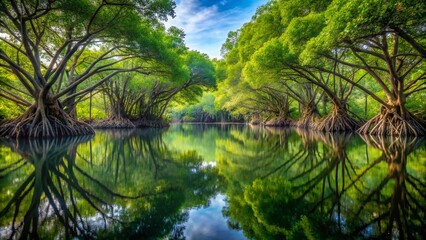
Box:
[358,107,426,137]
[0,104,94,138]
[316,107,362,132]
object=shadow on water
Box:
[0,129,220,239]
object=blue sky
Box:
[165,0,268,59]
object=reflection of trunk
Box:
[358,135,425,238]
[0,135,163,239]
[261,129,324,182]
[0,94,94,138]
[359,102,426,136]
[387,151,408,238]
[291,131,351,200]
[0,136,91,239]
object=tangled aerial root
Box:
[295,109,319,129]
[358,110,426,137]
[0,106,94,138]
[316,108,362,132]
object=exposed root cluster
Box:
[92,116,135,129]
[296,109,319,129]
[316,108,362,132]
[250,116,262,125]
[0,105,94,138]
[358,109,426,137]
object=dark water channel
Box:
[0,124,425,239]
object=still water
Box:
[0,124,425,239]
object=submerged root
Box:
[316,108,362,132]
[0,106,94,138]
[358,109,426,137]
[91,116,135,129]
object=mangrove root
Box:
[0,105,94,138]
[358,108,426,137]
[316,108,362,132]
[295,108,319,129]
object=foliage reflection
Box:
[0,129,220,239]
[218,128,426,239]
[1,126,425,239]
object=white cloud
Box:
[164,0,267,59]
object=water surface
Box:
[0,124,425,239]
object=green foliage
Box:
[185,51,216,89]
[170,93,220,122]
[214,0,426,130]
[0,0,192,130]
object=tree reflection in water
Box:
[219,129,426,239]
[358,135,426,239]
[0,136,96,239]
[0,129,220,239]
[1,126,425,239]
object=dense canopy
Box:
[206,0,426,136]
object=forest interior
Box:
[0,0,425,138]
